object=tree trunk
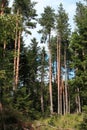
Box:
[0,1,6,57]
[78,88,81,113]
[13,10,20,90]
[76,87,81,113]
[15,30,21,87]
[62,80,66,115]
[0,0,5,15]
[75,51,81,113]
[0,2,6,129]
[64,43,68,114]
[49,33,53,115]
[57,35,61,114]
[13,17,18,90]
[68,88,70,113]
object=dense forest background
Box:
[0,0,87,129]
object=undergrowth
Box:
[33,113,83,130]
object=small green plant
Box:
[48,117,55,126]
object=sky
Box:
[9,0,80,46]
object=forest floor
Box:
[33,114,83,130]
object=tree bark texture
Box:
[57,35,61,114]
[64,43,68,114]
[48,33,53,114]
[13,10,21,90]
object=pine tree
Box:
[56,3,70,114]
[12,0,37,90]
[39,6,55,114]
[70,0,87,113]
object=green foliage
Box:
[69,0,87,112]
[56,3,70,39]
[39,6,55,43]
[12,87,42,120]
[39,6,55,34]
[13,0,37,34]
[79,106,87,130]
[0,14,22,43]
[13,0,37,19]
[0,105,24,130]
[34,114,83,130]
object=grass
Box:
[33,113,83,130]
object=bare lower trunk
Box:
[57,36,60,114]
[57,35,61,114]
[13,22,18,90]
[3,41,6,50]
[76,88,81,113]
[0,2,6,129]
[62,81,65,115]
[0,0,5,15]
[64,42,68,114]
[0,102,3,112]
[15,30,21,87]
[49,54,53,114]
[3,41,6,58]
[49,33,53,115]
[68,92,70,113]
[0,1,6,57]
[65,64,68,114]
[60,93,62,115]
[0,102,6,130]
[63,91,65,115]
[13,10,20,90]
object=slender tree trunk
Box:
[56,58,57,83]
[15,30,21,87]
[68,93,70,113]
[75,92,78,113]
[63,90,65,115]
[13,17,18,90]
[57,35,59,114]
[64,43,68,114]
[60,91,62,115]
[49,33,53,115]
[0,0,6,130]
[0,1,6,56]
[75,51,81,113]
[76,88,81,113]
[13,9,20,90]
[0,0,5,15]
[3,40,6,58]
[62,80,65,115]
[0,2,6,129]
[78,88,81,113]
[0,88,5,130]
[57,35,61,114]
